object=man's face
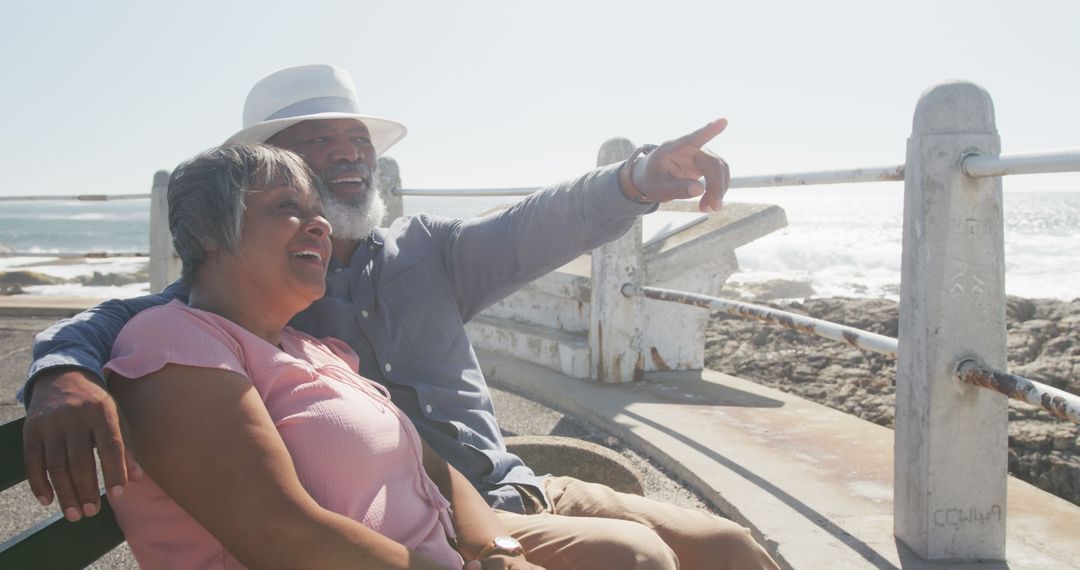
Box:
[267,119,377,206]
[267,119,385,243]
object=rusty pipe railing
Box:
[963,148,1080,177]
[395,165,908,197]
[628,285,899,356]
[956,359,1080,424]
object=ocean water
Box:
[1,187,1077,300]
[725,184,1080,301]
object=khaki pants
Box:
[495,476,779,570]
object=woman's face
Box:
[225,178,332,308]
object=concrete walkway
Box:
[478,350,1080,569]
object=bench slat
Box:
[2,418,126,568]
[1,417,26,492]
[0,495,125,569]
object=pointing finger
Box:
[674,118,728,151]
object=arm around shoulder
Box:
[23,286,186,405]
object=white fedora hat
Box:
[225,64,407,156]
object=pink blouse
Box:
[105,301,462,569]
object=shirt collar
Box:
[327,232,382,273]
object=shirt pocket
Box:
[381,260,461,356]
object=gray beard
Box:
[316,180,386,243]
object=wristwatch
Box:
[475,535,525,560]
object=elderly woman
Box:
[104,144,542,569]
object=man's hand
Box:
[463,554,544,569]
[22,369,141,522]
[631,118,731,213]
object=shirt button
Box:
[361,310,369,318]
[384,362,392,372]
[425,404,433,414]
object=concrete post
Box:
[148,170,180,292]
[895,81,1007,560]
[376,156,403,226]
[590,138,644,383]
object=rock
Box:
[0,271,67,287]
[1,270,73,294]
[79,265,150,287]
[735,279,815,301]
[1007,296,1037,322]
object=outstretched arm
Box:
[111,363,454,569]
[441,119,730,321]
[21,284,185,521]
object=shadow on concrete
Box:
[636,373,786,409]
[622,408,901,570]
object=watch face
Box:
[494,536,522,552]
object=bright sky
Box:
[2,0,1077,197]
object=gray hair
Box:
[168,143,313,284]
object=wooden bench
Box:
[0,418,125,569]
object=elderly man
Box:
[21,64,777,569]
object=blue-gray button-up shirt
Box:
[24,162,652,513]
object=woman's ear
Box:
[198,237,219,252]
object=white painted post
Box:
[148,170,180,292]
[590,138,644,383]
[376,156,403,225]
[895,81,1008,560]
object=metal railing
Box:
[0,251,147,258]
[390,149,1075,199]
[957,360,1080,423]
[394,165,908,197]
[631,284,1080,426]
[0,194,150,201]
[628,285,899,356]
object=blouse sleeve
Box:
[105,303,247,382]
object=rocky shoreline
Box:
[703,290,1080,507]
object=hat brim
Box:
[224,112,407,156]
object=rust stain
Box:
[612,354,622,384]
[634,352,645,383]
[1041,393,1072,421]
[960,365,1079,422]
[842,330,860,347]
[650,347,670,371]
